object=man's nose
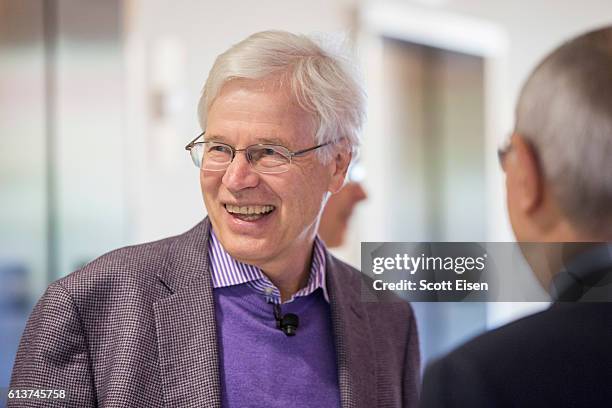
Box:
[221,152,260,191]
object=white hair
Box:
[197,30,366,163]
[515,27,612,234]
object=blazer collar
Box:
[326,251,378,408]
[154,218,222,407]
[551,243,612,302]
[156,218,213,293]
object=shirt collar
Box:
[550,243,612,301]
[208,228,329,304]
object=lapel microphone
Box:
[271,302,299,336]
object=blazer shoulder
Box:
[58,233,176,290]
[434,309,550,373]
[419,312,550,408]
[452,303,612,363]
[422,304,612,407]
[55,219,211,302]
[425,305,595,384]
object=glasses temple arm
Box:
[185,131,206,150]
[292,141,332,156]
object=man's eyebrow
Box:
[204,134,288,146]
[203,134,226,142]
[256,136,286,145]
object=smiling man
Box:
[197,77,339,301]
[10,31,420,408]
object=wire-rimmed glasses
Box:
[185,132,332,174]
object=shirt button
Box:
[264,287,273,295]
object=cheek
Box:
[276,177,326,222]
[201,174,221,204]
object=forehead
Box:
[206,79,315,146]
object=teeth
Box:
[225,204,275,215]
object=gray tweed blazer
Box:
[10,218,420,407]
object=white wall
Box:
[417,0,612,106]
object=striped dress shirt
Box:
[208,229,329,304]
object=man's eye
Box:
[261,148,278,156]
[209,145,230,154]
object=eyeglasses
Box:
[185,132,332,174]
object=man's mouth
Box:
[224,204,276,221]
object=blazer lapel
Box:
[154,218,222,408]
[327,253,377,408]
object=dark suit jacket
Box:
[420,246,612,408]
[10,218,420,407]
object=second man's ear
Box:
[511,133,543,213]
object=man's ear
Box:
[511,133,543,213]
[328,146,352,194]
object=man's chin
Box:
[217,232,272,265]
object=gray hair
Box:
[198,30,366,163]
[515,27,612,234]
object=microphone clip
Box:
[272,302,299,337]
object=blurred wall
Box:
[0,0,126,393]
[422,0,612,112]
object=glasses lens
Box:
[190,143,204,168]
[202,142,233,170]
[248,146,290,173]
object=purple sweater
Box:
[214,284,340,407]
